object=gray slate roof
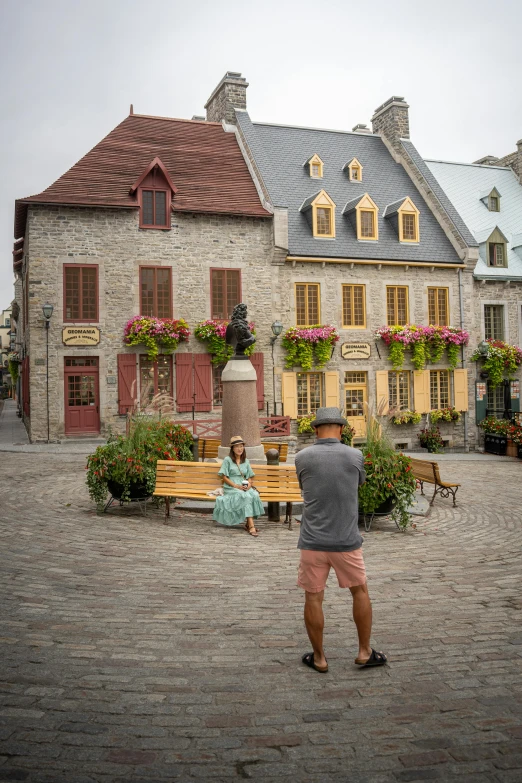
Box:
[235,110,464,264]
[425,159,522,280]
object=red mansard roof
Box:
[14,114,270,237]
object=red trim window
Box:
[211,268,241,320]
[64,264,98,322]
[138,167,171,229]
[140,266,172,318]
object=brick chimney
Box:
[205,72,248,124]
[371,96,410,142]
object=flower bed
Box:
[470,339,522,388]
[194,319,256,364]
[429,407,461,424]
[375,325,469,370]
[479,416,511,436]
[124,316,190,361]
[282,325,340,370]
[390,410,422,425]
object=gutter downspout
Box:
[458,268,469,452]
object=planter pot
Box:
[506,440,518,458]
[107,480,150,501]
[517,445,522,460]
[484,433,507,456]
[374,496,395,515]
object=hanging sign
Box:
[62,327,100,346]
[341,342,371,360]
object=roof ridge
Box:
[425,158,513,172]
[131,113,222,126]
[252,120,382,138]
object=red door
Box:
[64,357,100,435]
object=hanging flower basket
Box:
[194,319,256,365]
[429,407,461,424]
[470,339,522,389]
[123,316,190,361]
[282,325,340,371]
[375,325,469,371]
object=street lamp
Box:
[42,304,54,442]
[270,321,284,415]
[477,340,490,357]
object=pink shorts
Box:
[297,548,366,593]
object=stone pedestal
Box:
[218,358,266,463]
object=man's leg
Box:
[349,583,373,662]
[304,590,328,670]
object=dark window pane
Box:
[65,267,80,320]
[156,268,171,318]
[226,270,240,319]
[140,268,155,316]
[154,191,166,225]
[142,191,154,225]
[212,270,225,319]
[82,267,97,319]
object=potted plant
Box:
[479,416,510,455]
[282,325,340,371]
[86,417,193,508]
[297,413,355,445]
[194,319,256,364]
[470,340,522,388]
[509,423,522,459]
[358,413,417,530]
[375,325,469,371]
[390,410,422,425]
[418,426,444,453]
[430,407,461,424]
[124,316,190,361]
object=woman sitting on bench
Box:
[212,436,264,537]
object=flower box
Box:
[484,433,507,456]
[506,440,518,458]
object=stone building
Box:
[226,92,480,450]
[13,99,274,442]
[426,146,522,423]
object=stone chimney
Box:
[205,72,248,124]
[473,155,499,166]
[371,96,410,142]
[352,123,372,134]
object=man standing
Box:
[295,407,387,672]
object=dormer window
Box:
[307,154,324,179]
[130,157,177,230]
[383,197,420,243]
[342,193,379,241]
[345,158,363,182]
[486,227,508,268]
[300,190,336,238]
[480,187,501,212]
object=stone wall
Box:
[23,205,276,441]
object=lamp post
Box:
[42,304,54,442]
[270,321,283,416]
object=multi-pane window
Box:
[489,195,499,212]
[64,265,98,321]
[311,163,321,177]
[297,372,322,417]
[360,210,375,238]
[386,286,409,326]
[487,381,505,416]
[296,283,320,326]
[211,269,241,320]
[344,372,367,420]
[139,356,172,404]
[430,370,450,410]
[316,207,332,235]
[401,213,417,241]
[484,304,505,340]
[489,243,506,267]
[141,189,168,227]
[388,371,411,411]
[342,285,365,328]
[428,287,449,326]
[212,364,226,406]
[351,166,360,180]
[140,267,172,318]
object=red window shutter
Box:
[194,353,212,412]
[175,353,194,412]
[117,354,138,414]
[250,352,265,410]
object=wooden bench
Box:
[409,457,460,507]
[154,460,301,527]
[198,439,288,463]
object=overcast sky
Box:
[1,0,521,307]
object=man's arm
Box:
[358,452,366,486]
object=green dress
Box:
[212,457,264,527]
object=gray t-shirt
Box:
[295,438,366,552]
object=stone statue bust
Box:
[225,303,256,357]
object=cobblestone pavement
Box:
[0,454,521,783]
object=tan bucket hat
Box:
[229,435,245,447]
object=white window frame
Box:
[481,300,509,342]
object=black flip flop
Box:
[302,652,328,673]
[355,648,387,668]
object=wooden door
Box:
[344,371,367,439]
[64,357,100,435]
